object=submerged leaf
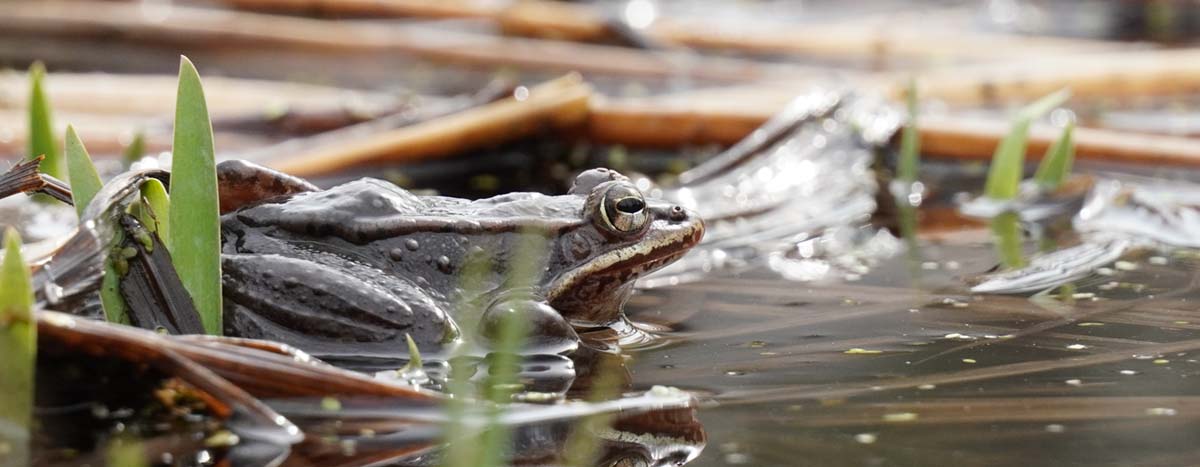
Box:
[168,57,222,335]
[64,125,103,219]
[984,89,1071,200]
[27,61,62,180]
[0,228,35,462]
[1033,121,1076,191]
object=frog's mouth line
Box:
[545,222,704,302]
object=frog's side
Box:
[218,167,703,357]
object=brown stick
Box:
[221,0,1131,64]
[263,74,592,177]
[590,93,1200,167]
[0,1,816,84]
[891,48,1200,106]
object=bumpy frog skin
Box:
[218,167,704,357]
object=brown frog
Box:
[217,162,704,359]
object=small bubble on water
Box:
[1065,379,1082,386]
[882,412,918,422]
[1115,261,1138,271]
[1066,344,1088,350]
[1045,424,1065,433]
[854,433,877,444]
[1120,370,1139,375]
[917,384,936,390]
[724,453,751,464]
[725,370,746,376]
[1149,256,1169,265]
[1154,359,1170,365]
[1146,407,1177,416]
[962,358,977,364]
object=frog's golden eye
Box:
[598,184,649,235]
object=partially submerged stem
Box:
[990,212,1025,269]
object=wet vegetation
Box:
[4,1,1200,466]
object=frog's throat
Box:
[544,221,704,305]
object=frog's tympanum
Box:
[219,166,703,357]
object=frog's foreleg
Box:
[479,297,579,355]
[217,159,318,213]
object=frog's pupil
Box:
[616,197,644,213]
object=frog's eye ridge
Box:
[595,183,649,235]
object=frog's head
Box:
[545,169,704,326]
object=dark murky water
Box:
[625,235,1200,466]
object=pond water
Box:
[625,232,1200,466]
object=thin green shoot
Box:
[563,357,624,467]
[400,334,422,374]
[0,228,35,467]
[122,132,147,168]
[65,125,131,323]
[441,248,494,467]
[27,62,62,180]
[990,212,1025,268]
[168,56,222,335]
[896,78,921,184]
[983,89,1071,200]
[1033,121,1076,191]
[64,125,102,219]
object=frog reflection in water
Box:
[218,162,704,358]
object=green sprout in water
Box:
[1033,121,1076,191]
[896,78,921,184]
[168,56,223,335]
[27,62,62,180]
[0,228,35,467]
[122,131,147,169]
[984,89,1071,200]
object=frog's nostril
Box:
[668,205,687,221]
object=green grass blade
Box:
[983,89,1071,200]
[897,79,921,183]
[27,61,62,180]
[1033,121,1076,190]
[64,125,103,219]
[168,56,222,335]
[122,131,147,168]
[0,228,35,467]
